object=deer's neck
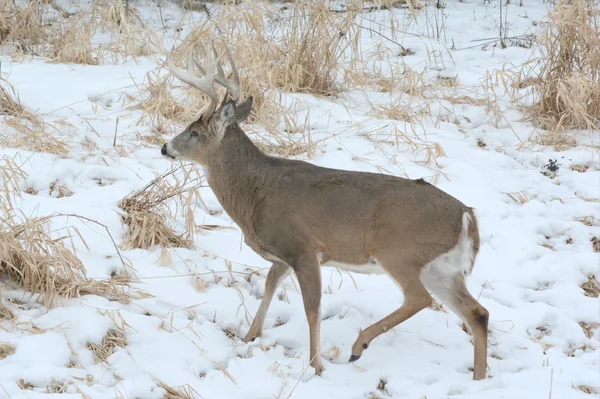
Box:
[206,124,268,228]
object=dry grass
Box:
[511,0,600,144]
[574,384,600,395]
[48,180,73,198]
[0,76,35,120]
[581,275,600,298]
[158,381,202,399]
[96,0,157,63]
[118,165,206,250]
[131,71,192,135]
[86,328,126,363]
[1,76,71,156]
[591,236,600,252]
[0,342,15,359]
[0,154,27,208]
[579,321,600,339]
[0,300,14,320]
[1,118,71,156]
[0,209,133,307]
[50,15,98,65]
[0,0,52,56]
[164,0,360,135]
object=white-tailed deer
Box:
[161,42,489,380]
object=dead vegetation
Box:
[580,275,600,298]
[0,155,27,208]
[0,0,155,63]
[158,381,201,399]
[502,0,600,145]
[86,328,126,363]
[118,165,206,250]
[0,213,134,307]
[579,321,600,339]
[1,76,71,156]
[1,163,135,307]
[0,76,30,118]
[50,16,98,65]
[154,0,360,140]
[591,236,599,252]
[0,300,14,320]
[574,384,600,395]
[0,342,15,359]
[132,71,191,136]
[0,0,52,56]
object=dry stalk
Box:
[86,328,126,363]
[0,342,15,359]
[500,0,600,144]
[0,76,36,120]
[50,14,98,65]
[95,0,157,63]
[0,0,53,56]
[0,154,27,208]
[0,291,14,320]
[131,71,192,135]
[579,321,600,339]
[118,164,206,250]
[581,275,600,298]
[1,118,71,156]
[157,381,202,399]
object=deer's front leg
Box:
[244,261,291,343]
[293,257,323,375]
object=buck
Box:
[161,43,489,380]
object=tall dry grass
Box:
[118,165,206,251]
[165,1,359,125]
[507,0,599,144]
[0,0,51,55]
[50,15,99,65]
[0,211,135,307]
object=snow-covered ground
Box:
[1,0,599,398]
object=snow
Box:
[1,0,599,398]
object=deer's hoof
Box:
[349,354,361,362]
[242,334,257,343]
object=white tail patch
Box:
[421,212,475,290]
[458,211,475,276]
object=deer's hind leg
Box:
[421,271,489,380]
[349,258,432,362]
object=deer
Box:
[160,42,489,381]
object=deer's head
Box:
[161,42,253,165]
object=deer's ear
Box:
[236,96,253,124]
[212,101,236,139]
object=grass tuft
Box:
[513,0,600,144]
[86,328,126,363]
[581,275,600,298]
[0,342,15,359]
[118,165,205,250]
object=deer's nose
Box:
[161,144,167,156]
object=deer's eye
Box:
[191,131,199,138]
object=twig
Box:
[548,368,553,399]
[354,24,410,53]
[113,118,119,147]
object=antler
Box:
[167,46,219,119]
[194,41,240,103]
